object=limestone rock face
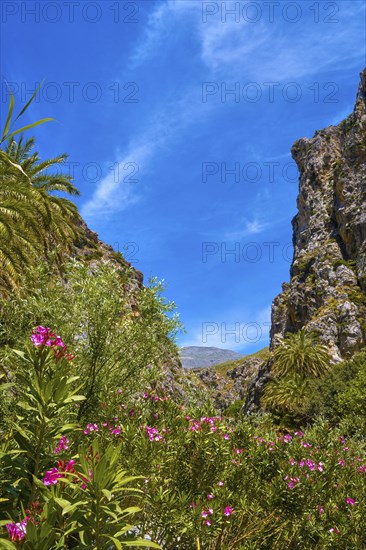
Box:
[245,68,366,412]
[195,356,264,411]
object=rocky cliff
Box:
[245,68,366,411]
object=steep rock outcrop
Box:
[245,68,366,411]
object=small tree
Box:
[262,329,330,418]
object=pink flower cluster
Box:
[254,436,275,451]
[31,326,65,348]
[200,503,233,526]
[43,459,75,486]
[289,458,324,472]
[30,326,74,360]
[6,518,28,542]
[54,436,69,454]
[186,415,231,438]
[83,421,122,437]
[145,425,166,443]
[284,476,300,489]
[84,423,99,435]
[43,460,92,490]
[278,434,293,443]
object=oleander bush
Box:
[2,328,366,549]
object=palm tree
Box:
[271,329,330,379]
[0,153,42,288]
[5,136,81,256]
[0,85,81,290]
[261,375,310,412]
[261,329,330,416]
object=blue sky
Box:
[1,0,365,353]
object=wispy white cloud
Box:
[127,2,170,69]
[223,218,268,240]
[81,142,153,218]
[82,0,365,219]
[196,1,365,80]
[81,84,215,218]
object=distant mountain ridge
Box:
[180,346,244,369]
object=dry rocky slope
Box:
[194,348,270,411]
[245,68,366,412]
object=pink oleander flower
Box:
[217,481,224,487]
[54,335,66,348]
[110,426,121,435]
[345,497,356,506]
[190,421,201,432]
[117,388,123,394]
[207,494,214,500]
[234,448,244,454]
[223,506,234,517]
[30,326,72,360]
[54,436,69,454]
[329,527,341,534]
[31,332,44,346]
[318,506,324,515]
[286,477,300,490]
[301,442,312,448]
[223,434,230,440]
[205,520,212,526]
[201,510,208,519]
[84,423,99,435]
[208,507,214,515]
[338,458,346,466]
[6,519,28,542]
[143,392,149,399]
[43,467,63,486]
[295,431,304,438]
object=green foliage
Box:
[261,330,331,424]
[0,333,159,549]
[271,329,330,379]
[0,260,182,423]
[1,82,52,145]
[1,337,84,507]
[224,400,245,419]
[305,349,366,435]
[0,90,81,291]
[3,331,366,548]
